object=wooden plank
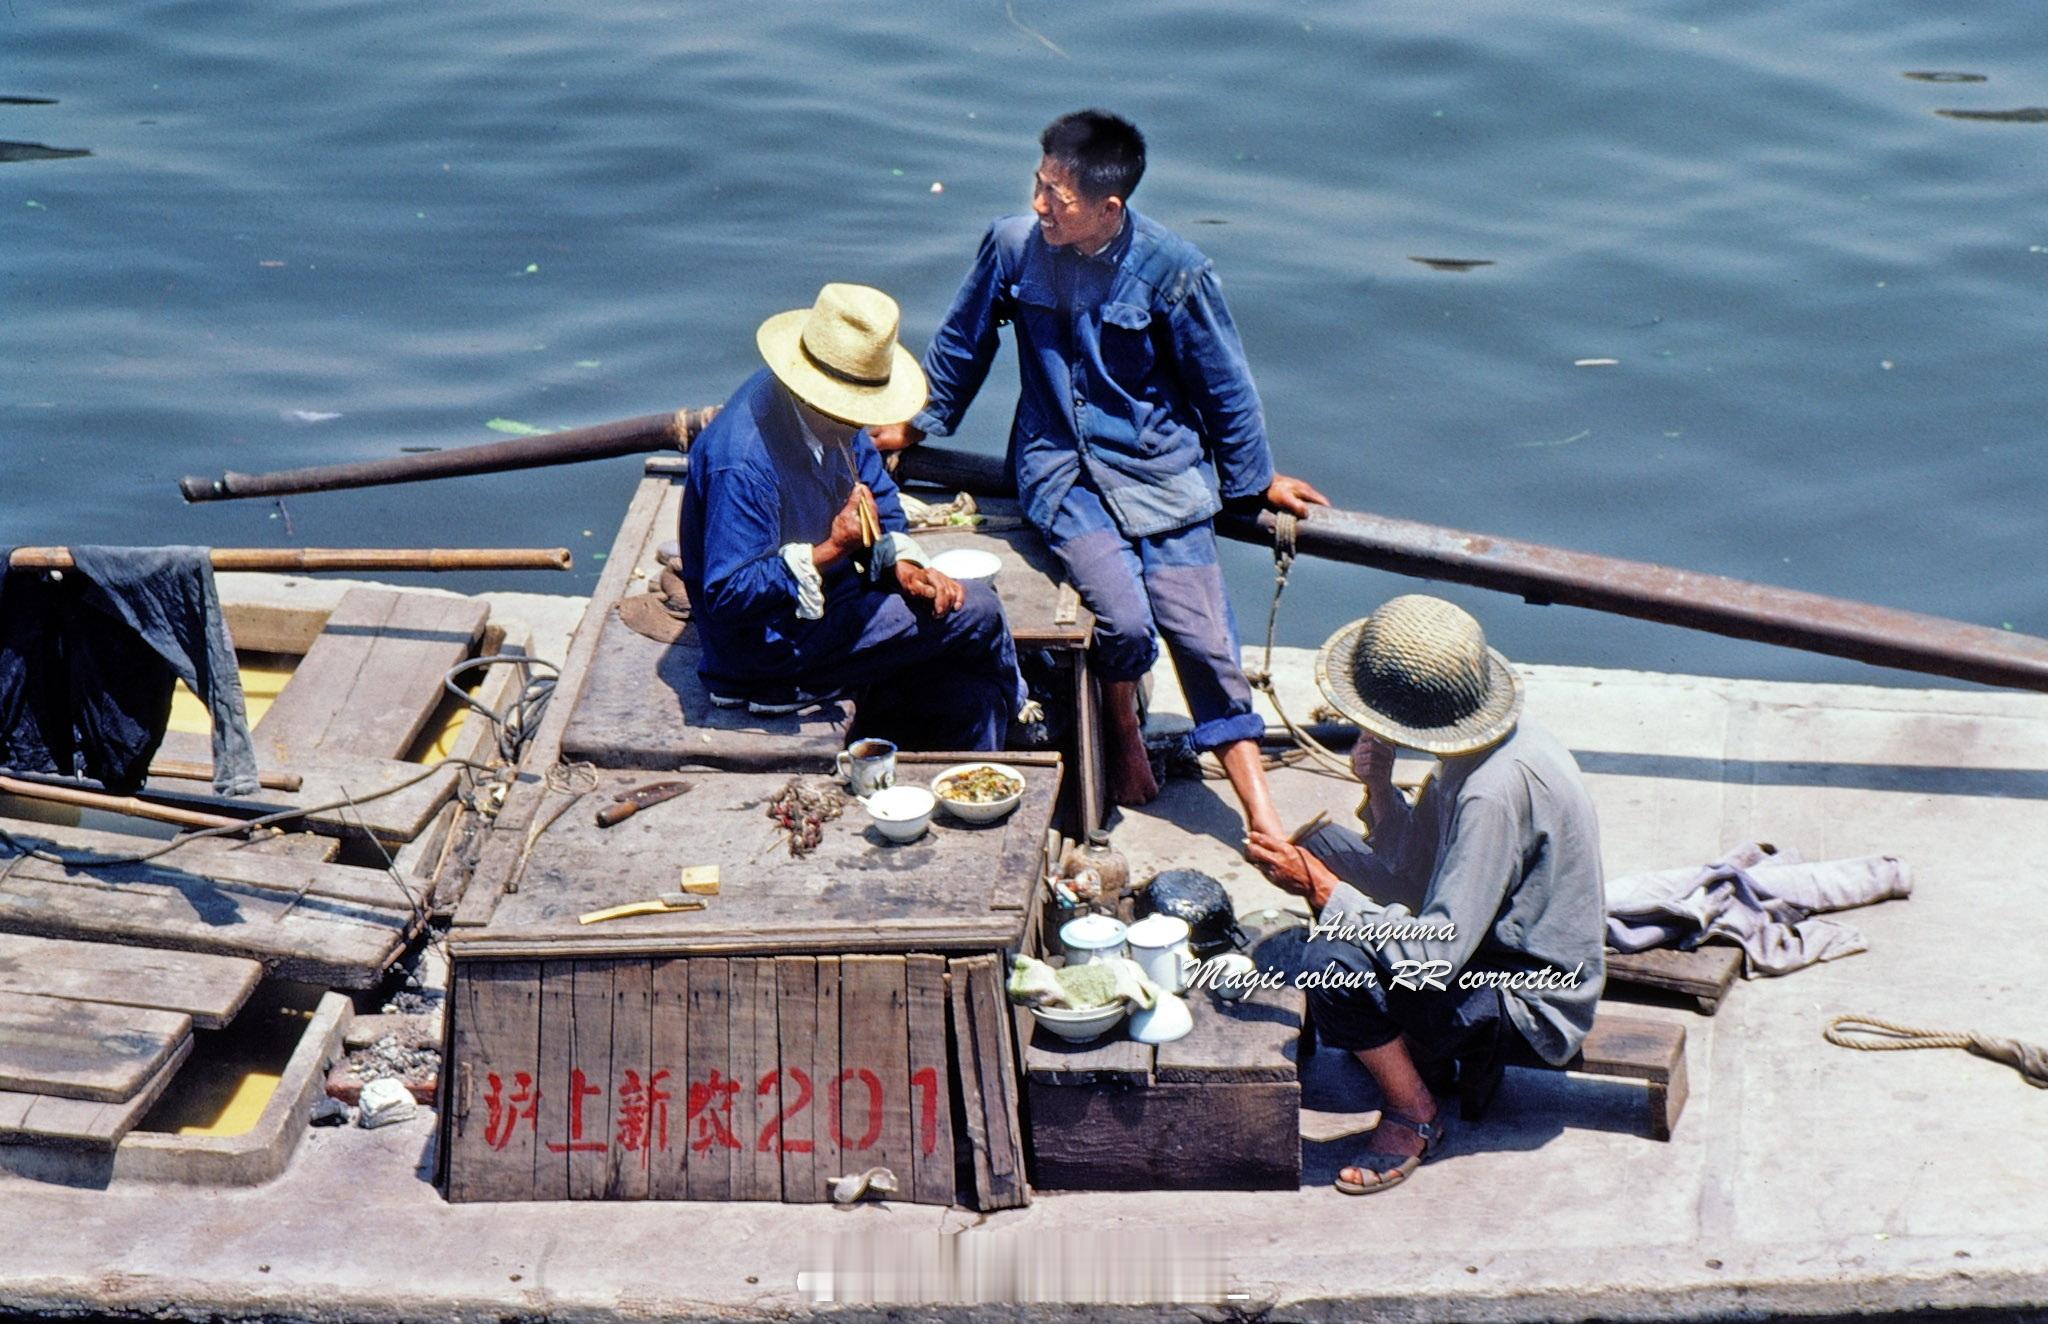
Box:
[904,954,956,1207]
[531,961,575,1200]
[0,991,189,1102]
[948,958,995,1206]
[1155,983,1304,1084]
[955,955,1028,1209]
[647,959,690,1199]
[443,961,542,1203]
[812,956,842,1196]
[605,961,654,1199]
[837,956,912,1198]
[0,933,261,1030]
[684,957,731,1201]
[0,1036,193,1151]
[1574,1015,1686,1081]
[565,960,615,1199]
[255,587,488,763]
[1025,1080,1300,1191]
[774,957,821,1203]
[731,958,783,1201]
[235,832,342,864]
[1605,946,1742,1014]
[0,818,426,915]
[149,735,464,845]
[220,600,330,656]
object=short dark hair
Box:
[1039,109,1146,203]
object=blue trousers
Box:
[1047,484,1264,751]
[710,580,1020,753]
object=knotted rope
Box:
[1241,510,1355,780]
[1824,1014,2048,1089]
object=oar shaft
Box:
[0,775,248,830]
[7,548,573,572]
[147,759,302,792]
[894,443,2048,695]
[177,407,719,503]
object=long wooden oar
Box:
[7,548,572,572]
[895,443,2048,696]
[177,408,719,502]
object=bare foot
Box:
[1101,678,1160,806]
[1108,743,1161,806]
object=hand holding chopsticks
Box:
[839,443,881,548]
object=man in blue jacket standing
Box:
[872,110,1326,837]
[679,283,1026,752]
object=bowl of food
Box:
[863,785,936,843]
[931,761,1026,824]
[1028,998,1130,1043]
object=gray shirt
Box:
[1316,720,1606,1065]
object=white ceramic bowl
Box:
[927,547,1003,582]
[930,761,1026,824]
[864,785,936,843]
[1029,999,1129,1043]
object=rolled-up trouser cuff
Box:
[1189,710,1265,752]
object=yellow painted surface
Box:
[174,1071,281,1137]
[168,656,292,733]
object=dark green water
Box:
[4,1,2043,684]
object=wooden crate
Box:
[1022,981,1305,1192]
[440,951,1026,1208]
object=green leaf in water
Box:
[522,263,540,274]
[574,359,601,369]
[485,418,550,436]
[24,200,43,209]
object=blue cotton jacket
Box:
[911,210,1274,539]
[678,370,910,681]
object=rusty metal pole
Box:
[7,548,574,572]
[176,407,719,503]
[893,443,2048,695]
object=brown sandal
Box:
[1333,1109,1448,1195]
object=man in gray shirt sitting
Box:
[1246,594,1606,1195]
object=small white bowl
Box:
[864,785,936,843]
[930,761,1026,824]
[1029,999,1129,1043]
[927,547,1003,582]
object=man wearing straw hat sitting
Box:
[1244,595,1606,1195]
[676,283,1028,751]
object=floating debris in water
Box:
[0,140,90,164]
[1409,257,1494,272]
[0,96,58,105]
[1575,358,1620,367]
[485,418,550,436]
[283,409,342,424]
[1936,107,2048,123]
[1513,429,1592,450]
[930,181,944,194]
[398,446,439,454]
[1903,71,1987,83]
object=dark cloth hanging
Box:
[0,545,259,796]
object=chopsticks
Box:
[841,443,880,548]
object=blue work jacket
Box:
[678,370,908,680]
[912,209,1274,539]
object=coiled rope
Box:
[1824,1014,2048,1089]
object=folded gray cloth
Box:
[1605,842,1911,976]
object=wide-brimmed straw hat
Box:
[1314,594,1523,757]
[756,283,928,427]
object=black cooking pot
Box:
[1135,869,1250,957]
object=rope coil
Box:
[1825,1014,2048,1089]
